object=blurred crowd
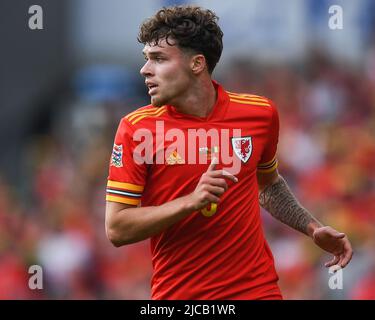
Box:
[0,49,374,299]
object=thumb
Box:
[333,232,345,239]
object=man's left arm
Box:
[257,169,353,269]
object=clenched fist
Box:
[187,157,238,211]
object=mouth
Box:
[146,82,158,95]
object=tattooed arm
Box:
[257,169,353,268]
[258,172,323,237]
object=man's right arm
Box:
[105,158,237,246]
[106,196,196,246]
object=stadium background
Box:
[0,0,374,299]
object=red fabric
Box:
[108,81,281,299]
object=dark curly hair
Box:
[138,6,223,74]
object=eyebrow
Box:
[142,50,166,57]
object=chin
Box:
[151,96,166,107]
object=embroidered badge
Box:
[166,149,185,165]
[111,144,123,167]
[231,137,252,163]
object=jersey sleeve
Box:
[106,117,147,205]
[257,101,279,173]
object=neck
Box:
[172,78,217,117]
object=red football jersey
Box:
[107,81,282,300]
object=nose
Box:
[140,60,153,77]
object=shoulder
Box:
[120,104,169,129]
[225,90,277,119]
[226,90,275,109]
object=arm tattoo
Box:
[259,175,322,236]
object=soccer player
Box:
[105,6,353,299]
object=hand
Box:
[188,157,238,211]
[312,226,353,268]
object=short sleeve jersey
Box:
[106,81,282,299]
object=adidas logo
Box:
[166,150,185,165]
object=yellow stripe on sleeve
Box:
[258,156,277,167]
[257,161,278,173]
[227,94,269,103]
[125,107,158,120]
[107,180,144,192]
[229,98,271,107]
[106,195,140,205]
[131,107,167,125]
[127,107,165,122]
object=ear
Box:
[191,54,206,74]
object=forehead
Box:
[142,38,181,55]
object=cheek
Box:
[161,61,190,82]
[168,69,190,89]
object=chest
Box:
[147,117,270,185]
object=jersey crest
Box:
[231,136,252,163]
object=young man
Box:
[105,6,353,299]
